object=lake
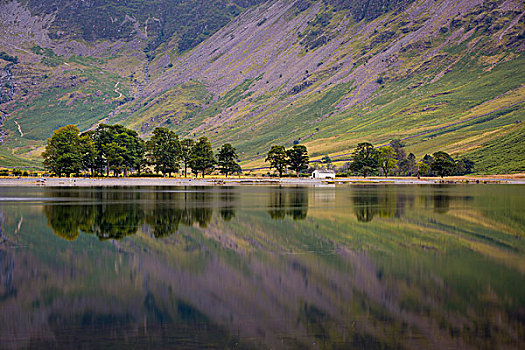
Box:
[0,185,523,349]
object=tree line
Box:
[264,140,473,178]
[265,144,310,177]
[345,140,474,178]
[43,124,473,178]
[43,124,240,177]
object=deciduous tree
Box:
[265,145,288,177]
[217,143,240,177]
[190,136,216,178]
[146,127,181,176]
[42,125,82,177]
[79,131,97,176]
[350,142,379,178]
[286,145,309,177]
[431,151,456,178]
[180,138,195,177]
[378,146,397,177]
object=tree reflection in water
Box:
[43,186,476,240]
[267,186,308,220]
[351,185,473,222]
[219,187,237,222]
[44,188,218,241]
[3,185,523,349]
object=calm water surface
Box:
[0,185,523,349]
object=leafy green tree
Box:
[422,154,434,166]
[42,125,83,177]
[350,142,379,178]
[417,161,430,178]
[378,146,397,177]
[456,158,475,175]
[390,139,406,161]
[190,136,216,178]
[118,130,144,176]
[265,145,288,177]
[94,124,144,176]
[431,151,456,178]
[103,142,126,176]
[79,131,97,176]
[146,127,181,176]
[406,153,417,176]
[180,138,195,177]
[286,145,309,177]
[398,152,416,176]
[217,143,240,177]
[321,155,333,169]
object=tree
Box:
[406,153,417,176]
[321,155,334,169]
[118,130,144,176]
[79,131,97,176]
[265,145,288,177]
[217,143,240,177]
[399,152,417,176]
[93,124,143,176]
[190,136,216,178]
[417,161,430,178]
[390,139,406,161]
[350,142,379,178]
[422,154,434,166]
[103,142,126,176]
[378,146,397,177]
[180,138,195,177]
[456,158,475,175]
[146,127,181,176]
[431,151,456,178]
[42,125,83,177]
[286,145,309,177]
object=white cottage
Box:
[311,169,336,179]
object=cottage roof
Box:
[313,169,335,174]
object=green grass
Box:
[4,64,127,155]
[0,146,41,168]
[464,125,525,174]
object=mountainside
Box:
[0,0,524,172]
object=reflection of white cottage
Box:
[311,169,336,179]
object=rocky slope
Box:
[0,0,523,172]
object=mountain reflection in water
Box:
[0,185,523,349]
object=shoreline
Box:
[0,176,524,187]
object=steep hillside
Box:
[0,0,524,172]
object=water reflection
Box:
[219,188,237,222]
[0,185,524,349]
[268,187,308,220]
[351,185,474,221]
[45,187,313,242]
[42,186,481,240]
[44,188,218,241]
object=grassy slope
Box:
[122,0,524,172]
[464,124,525,174]
[3,55,131,160]
[0,0,523,173]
